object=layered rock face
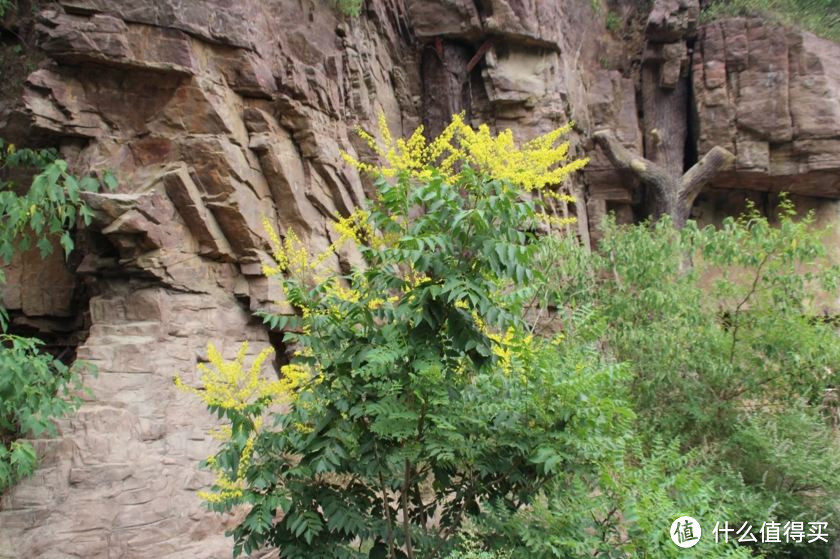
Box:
[1,1,840,557]
[0,1,421,557]
[693,19,840,198]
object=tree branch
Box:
[592,130,672,198]
[678,145,735,215]
[593,130,735,227]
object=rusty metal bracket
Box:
[466,39,493,73]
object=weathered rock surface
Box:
[693,19,840,198]
[2,0,840,557]
[0,282,273,559]
[1,1,421,557]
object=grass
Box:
[702,0,840,43]
[333,0,363,16]
[606,11,623,33]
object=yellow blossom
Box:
[174,342,311,411]
[341,112,589,195]
[537,212,578,229]
[177,343,317,505]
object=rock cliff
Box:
[1,1,839,557]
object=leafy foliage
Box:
[183,111,839,558]
[702,0,840,43]
[467,437,753,558]
[0,139,115,491]
[531,201,840,557]
[180,118,607,558]
[605,11,622,33]
[0,335,90,490]
[0,140,117,269]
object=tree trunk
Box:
[641,62,688,177]
[593,130,734,227]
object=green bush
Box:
[531,202,840,557]
[0,334,89,490]
[467,437,754,558]
[0,140,115,491]
[180,118,621,558]
[605,11,622,33]
[195,172,627,556]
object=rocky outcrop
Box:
[0,1,422,557]
[693,19,840,198]
[0,284,273,559]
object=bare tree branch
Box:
[592,130,734,227]
[678,145,735,216]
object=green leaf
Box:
[36,237,53,257]
[103,171,118,191]
[59,232,74,258]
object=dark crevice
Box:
[268,329,291,374]
[419,38,472,138]
[4,244,96,368]
[4,315,85,366]
[471,0,491,21]
[683,39,699,172]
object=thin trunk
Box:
[402,459,414,559]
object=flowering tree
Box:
[178,116,635,558]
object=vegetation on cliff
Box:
[703,0,840,42]
[0,141,115,491]
[182,117,840,557]
[332,0,364,17]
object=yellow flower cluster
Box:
[262,210,372,279]
[347,113,456,182]
[490,327,517,376]
[537,212,578,229]
[367,295,400,310]
[342,112,588,194]
[470,311,534,377]
[261,222,311,278]
[197,423,260,503]
[174,342,308,411]
[333,209,374,245]
[176,343,317,504]
[458,120,588,192]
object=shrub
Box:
[333,0,364,17]
[0,140,116,491]
[605,11,622,33]
[179,115,617,558]
[0,334,89,490]
[534,202,840,557]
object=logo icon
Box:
[671,516,702,548]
